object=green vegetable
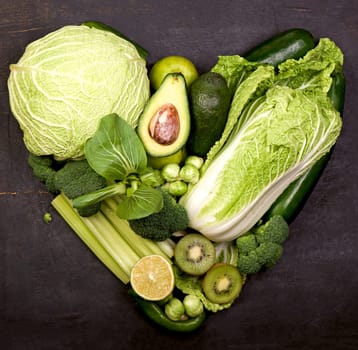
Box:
[235,234,258,255]
[245,28,315,66]
[43,212,52,224]
[214,241,239,266]
[81,20,148,59]
[254,215,289,245]
[164,297,186,321]
[51,193,171,284]
[161,163,181,182]
[27,154,56,183]
[237,251,261,275]
[173,266,233,312]
[72,114,164,220]
[256,242,283,268]
[236,215,289,274]
[129,289,206,333]
[129,189,189,241]
[187,72,231,156]
[137,73,191,158]
[8,24,150,160]
[184,155,204,170]
[181,39,343,242]
[179,164,200,184]
[54,160,108,216]
[183,295,204,318]
[162,180,188,197]
[264,71,345,222]
[28,154,107,216]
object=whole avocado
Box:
[187,72,231,156]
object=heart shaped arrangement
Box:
[8,21,345,332]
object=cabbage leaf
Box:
[8,25,150,160]
[181,39,343,242]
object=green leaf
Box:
[116,185,163,220]
[84,114,148,181]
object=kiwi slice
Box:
[174,233,216,276]
[202,263,243,304]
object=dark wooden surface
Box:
[1,1,357,349]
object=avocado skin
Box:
[187,72,231,157]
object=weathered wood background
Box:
[1,1,357,349]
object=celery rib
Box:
[51,193,129,284]
[80,211,141,278]
[102,198,171,260]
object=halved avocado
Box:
[137,73,190,157]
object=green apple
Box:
[149,56,199,90]
[147,148,186,169]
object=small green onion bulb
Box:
[183,294,204,318]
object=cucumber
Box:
[245,28,315,66]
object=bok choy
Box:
[180,39,343,242]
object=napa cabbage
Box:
[8,24,150,160]
[180,38,343,242]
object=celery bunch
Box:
[52,193,174,284]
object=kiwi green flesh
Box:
[174,234,216,276]
[202,264,242,304]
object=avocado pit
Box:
[149,103,180,145]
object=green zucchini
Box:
[245,28,315,66]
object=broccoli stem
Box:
[51,193,129,283]
[101,198,171,261]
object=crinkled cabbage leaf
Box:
[181,39,343,242]
[8,25,150,160]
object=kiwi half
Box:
[202,263,243,304]
[174,233,216,276]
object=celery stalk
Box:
[51,193,129,284]
[156,239,176,258]
[111,195,176,258]
[101,199,170,260]
[80,211,140,278]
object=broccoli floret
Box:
[236,215,289,275]
[238,251,261,275]
[254,215,289,245]
[54,160,107,199]
[236,233,258,255]
[53,160,107,217]
[28,154,56,184]
[28,154,107,217]
[129,189,189,241]
[256,242,283,268]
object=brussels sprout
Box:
[179,164,200,184]
[161,163,180,182]
[183,294,204,318]
[165,297,185,321]
[185,155,204,170]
